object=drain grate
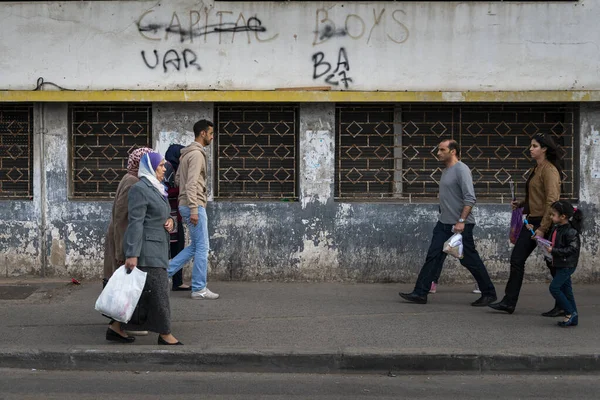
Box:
[0,285,39,300]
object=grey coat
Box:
[123,177,173,269]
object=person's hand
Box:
[190,214,199,226]
[164,218,174,232]
[525,224,534,232]
[511,200,521,210]
[124,257,137,271]
[546,246,553,253]
[453,222,465,234]
[534,229,544,239]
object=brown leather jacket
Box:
[520,160,561,235]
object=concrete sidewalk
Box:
[0,279,599,373]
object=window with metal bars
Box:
[69,104,152,199]
[215,104,298,199]
[0,104,34,199]
[336,103,578,202]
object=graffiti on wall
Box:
[312,48,353,89]
[137,9,278,44]
[137,7,278,73]
[313,8,410,46]
[135,5,409,80]
[141,49,202,73]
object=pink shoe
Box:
[429,282,437,294]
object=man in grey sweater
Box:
[399,139,497,306]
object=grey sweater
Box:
[438,161,477,225]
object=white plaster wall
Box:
[0,1,597,91]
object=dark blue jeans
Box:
[549,267,577,315]
[414,222,496,297]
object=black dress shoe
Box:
[106,328,135,343]
[399,292,427,304]
[158,336,184,345]
[541,307,566,317]
[488,301,515,314]
[172,285,192,292]
[471,295,497,307]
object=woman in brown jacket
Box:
[103,147,152,286]
[489,133,564,314]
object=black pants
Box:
[413,222,496,297]
[503,217,556,307]
[170,225,185,289]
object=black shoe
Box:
[488,301,515,314]
[557,312,578,327]
[158,336,184,345]
[106,328,135,343]
[541,307,566,317]
[399,292,427,304]
[172,285,192,292]
[471,295,497,307]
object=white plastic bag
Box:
[443,233,464,259]
[95,265,147,323]
[535,236,553,262]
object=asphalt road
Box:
[1,369,598,399]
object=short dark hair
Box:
[193,119,214,138]
[440,139,460,157]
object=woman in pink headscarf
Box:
[103,147,152,286]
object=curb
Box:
[2,349,600,373]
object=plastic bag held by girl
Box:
[535,236,553,262]
[95,265,147,323]
[443,233,464,259]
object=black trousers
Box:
[503,217,556,307]
[413,222,496,297]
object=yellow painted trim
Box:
[0,90,598,103]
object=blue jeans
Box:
[414,222,496,297]
[168,206,209,292]
[549,267,577,315]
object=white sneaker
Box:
[472,284,481,294]
[191,287,219,300]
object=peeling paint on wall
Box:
[2,102,600,284]
[293,231,339,281]
[156,130,194,157]
[301,130,334,209]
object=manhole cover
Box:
[0,285,39,300]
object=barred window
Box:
[336,103,578,202]
[0,104,34,199]
[215,104,298,199]
[69,104,152,199]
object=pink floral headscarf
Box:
[127,147,152,176]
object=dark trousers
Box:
[414,222,496,297]
[170,225,185,289]
[504,217,556,307]
[549,267,577,315]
